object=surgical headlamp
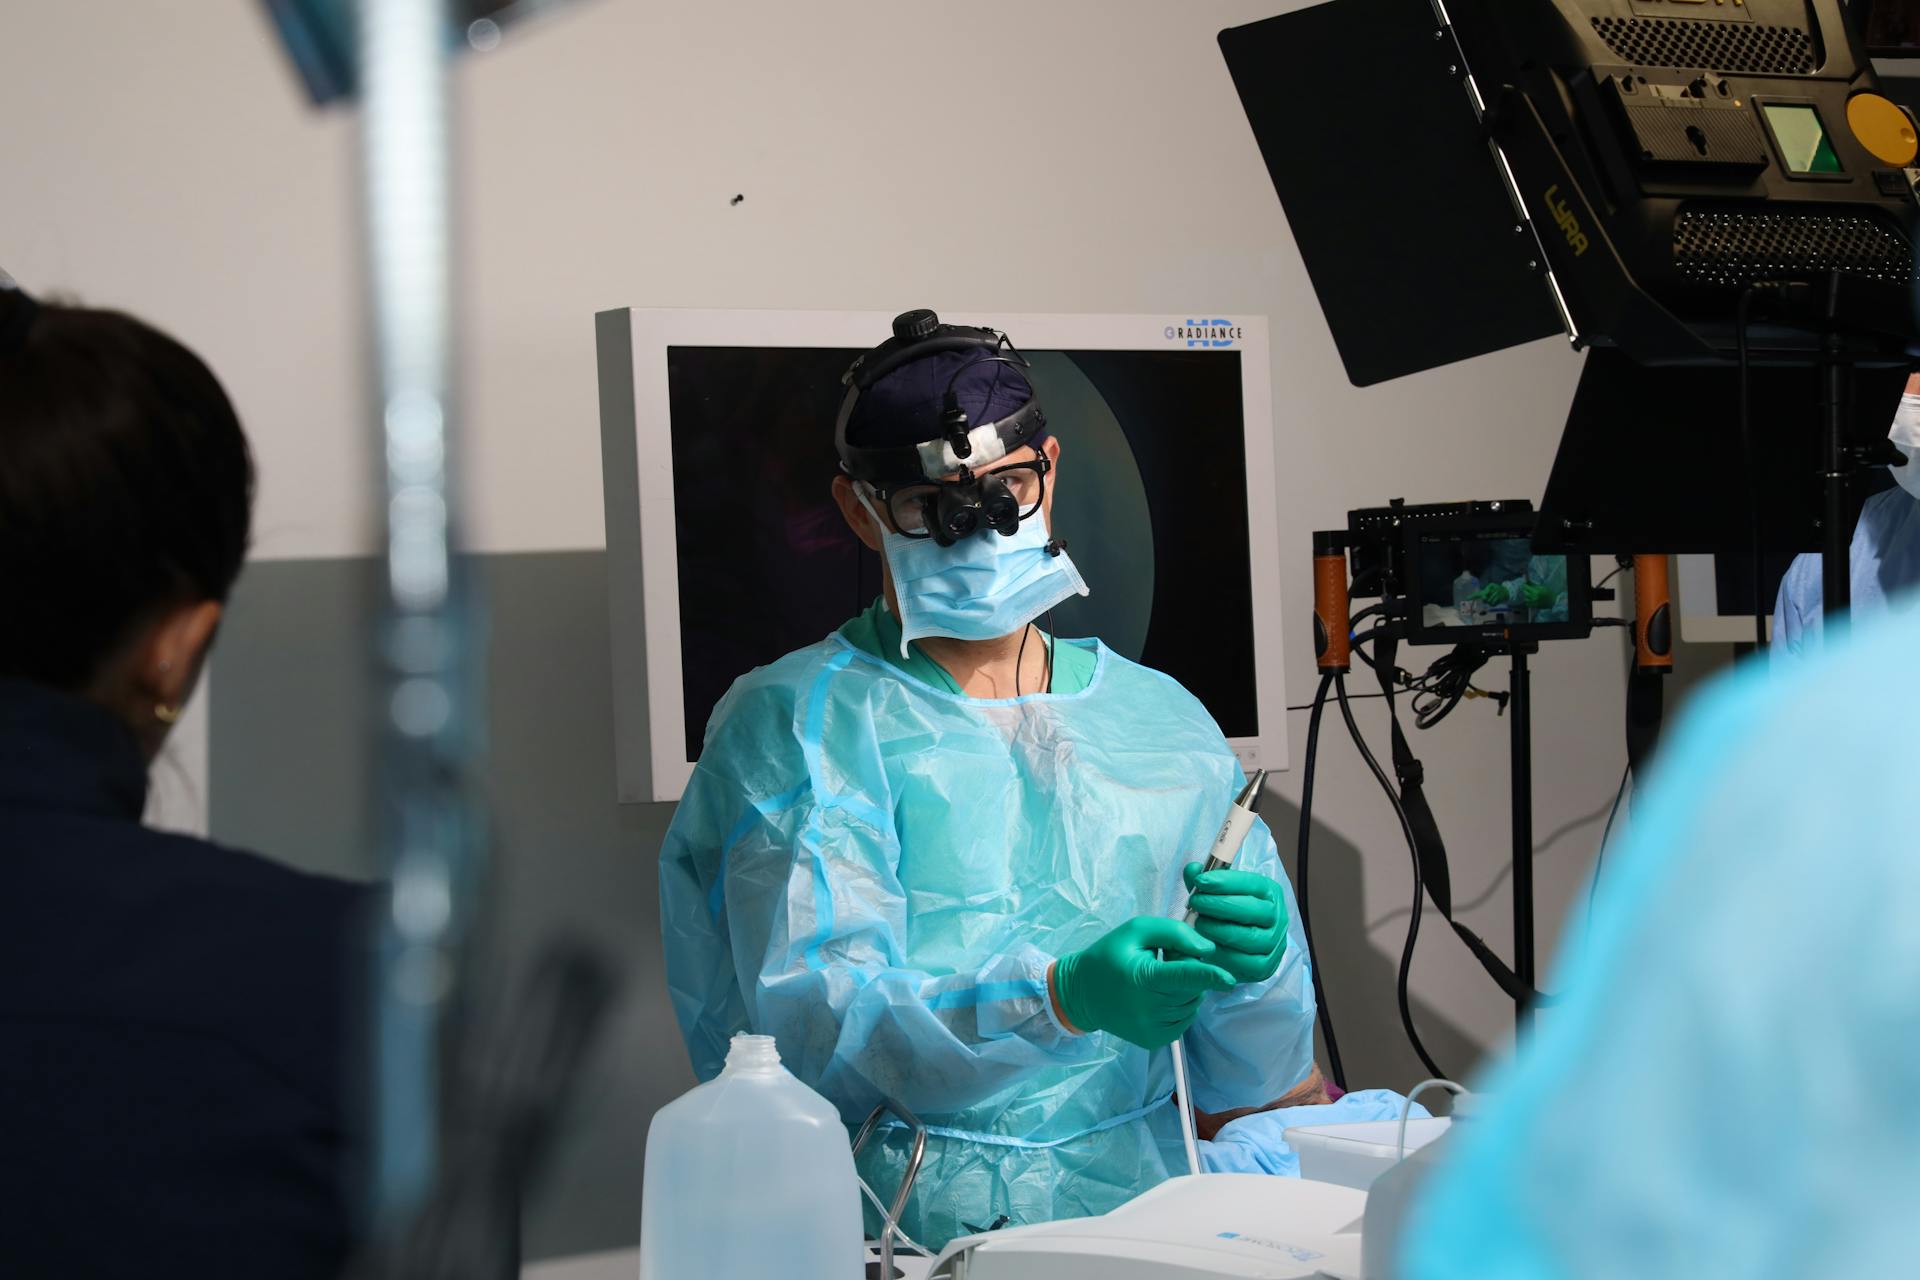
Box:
[836,309,1051,547]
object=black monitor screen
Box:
[666,346,1257,757]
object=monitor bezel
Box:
[596,307,1287,803]
[1403,512,1596,647]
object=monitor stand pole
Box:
[1508,642,1537,1038]
[1819,311,1853,620]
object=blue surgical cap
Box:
[843,350,1044,452]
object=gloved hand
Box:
[1182,863,1290,985]
[1518,583,1556,610]
[1475,582,1512,605]
[1052,917,1235,1049]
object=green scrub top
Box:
[838,597,1097,696]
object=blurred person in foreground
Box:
[1400,599,1919,1277]
[0,285,365,1278]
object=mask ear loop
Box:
[853,485,916,661]
[852,481,885,538]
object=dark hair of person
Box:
[0,290,254,691]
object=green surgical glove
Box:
[1182,863,1290,985]
[1475,582,1512,605]
[1519,583,1556,610]
[1053,916,1235,1049]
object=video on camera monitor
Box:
[1405,520,1592,647]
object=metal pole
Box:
[357,0,483,1230]
[1820,327,1851,620]
[1509,646,1534,1036]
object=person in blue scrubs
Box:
[1771,373,1920,664]
[1399,592,1920,1277]
[658,312,1333,1249]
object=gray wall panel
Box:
[209,557,379,880]
[211,551,690,1263]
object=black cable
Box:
[1046,608,1055,694]
[1292,672,1347,1091]
[1349,629,1382,671]
[1014,612,1057,698]
[1288,692,1386,712]
[1737,285,1768,650]
[1348,632,1506,729]
[1334,676,1446,1081]
[1585,764,1632,930]
[1405,645,1494,731]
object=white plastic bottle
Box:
[1452,571,1482,622]
[638,1033,863,1280]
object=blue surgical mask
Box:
[1889,394,1920,502]
[860,489,1089,658]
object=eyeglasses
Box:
[877,457,1051,544]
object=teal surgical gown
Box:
[1493,556,1571,625]
[659,621,1316,1249]
[1401,600,1920,1278]
[1771,485,1920,666]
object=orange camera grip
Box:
[1313,533,1350,673]
[1633,554,1673,672]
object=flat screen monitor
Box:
[1405,524,1593,647]
[596,309,1288,803]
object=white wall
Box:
[2,0,1711,1078]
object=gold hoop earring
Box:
[154,703,181,725]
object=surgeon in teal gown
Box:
[659,315,1328,1250]
[1400,586,1920,1277]
[1476,555,1571,625]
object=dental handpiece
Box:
[1182,769,1269,926]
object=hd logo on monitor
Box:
[1165,318,1244,348]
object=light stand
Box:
[1506,643,1537,1034]
[1223,0,1918,616]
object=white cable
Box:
[1169,1038,1203,1176]
[1396,1077,1467,1160]
[1151,933,1204,1177]
[857,1175,931,1259]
